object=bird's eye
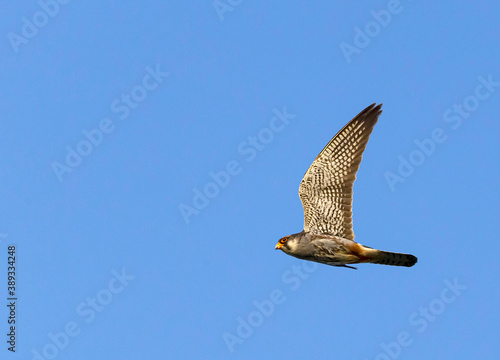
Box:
[280,237,288,243]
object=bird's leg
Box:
[339,264,357,270]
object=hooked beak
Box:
[275,242,283,250]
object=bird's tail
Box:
[346,243,418,267]
[368,249,418,267]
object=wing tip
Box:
[364,103,383,117]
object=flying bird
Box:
[275,104,417,269]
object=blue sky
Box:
[1,1,499,359]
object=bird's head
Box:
[275,235,299,253]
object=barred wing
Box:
[298,103,382,239]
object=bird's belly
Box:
[311,237,362,265]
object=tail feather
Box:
[370,250,418,267]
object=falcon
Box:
[275,104,417,269]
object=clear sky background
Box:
[1,1,499,359]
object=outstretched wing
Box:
[298,103,382,239]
